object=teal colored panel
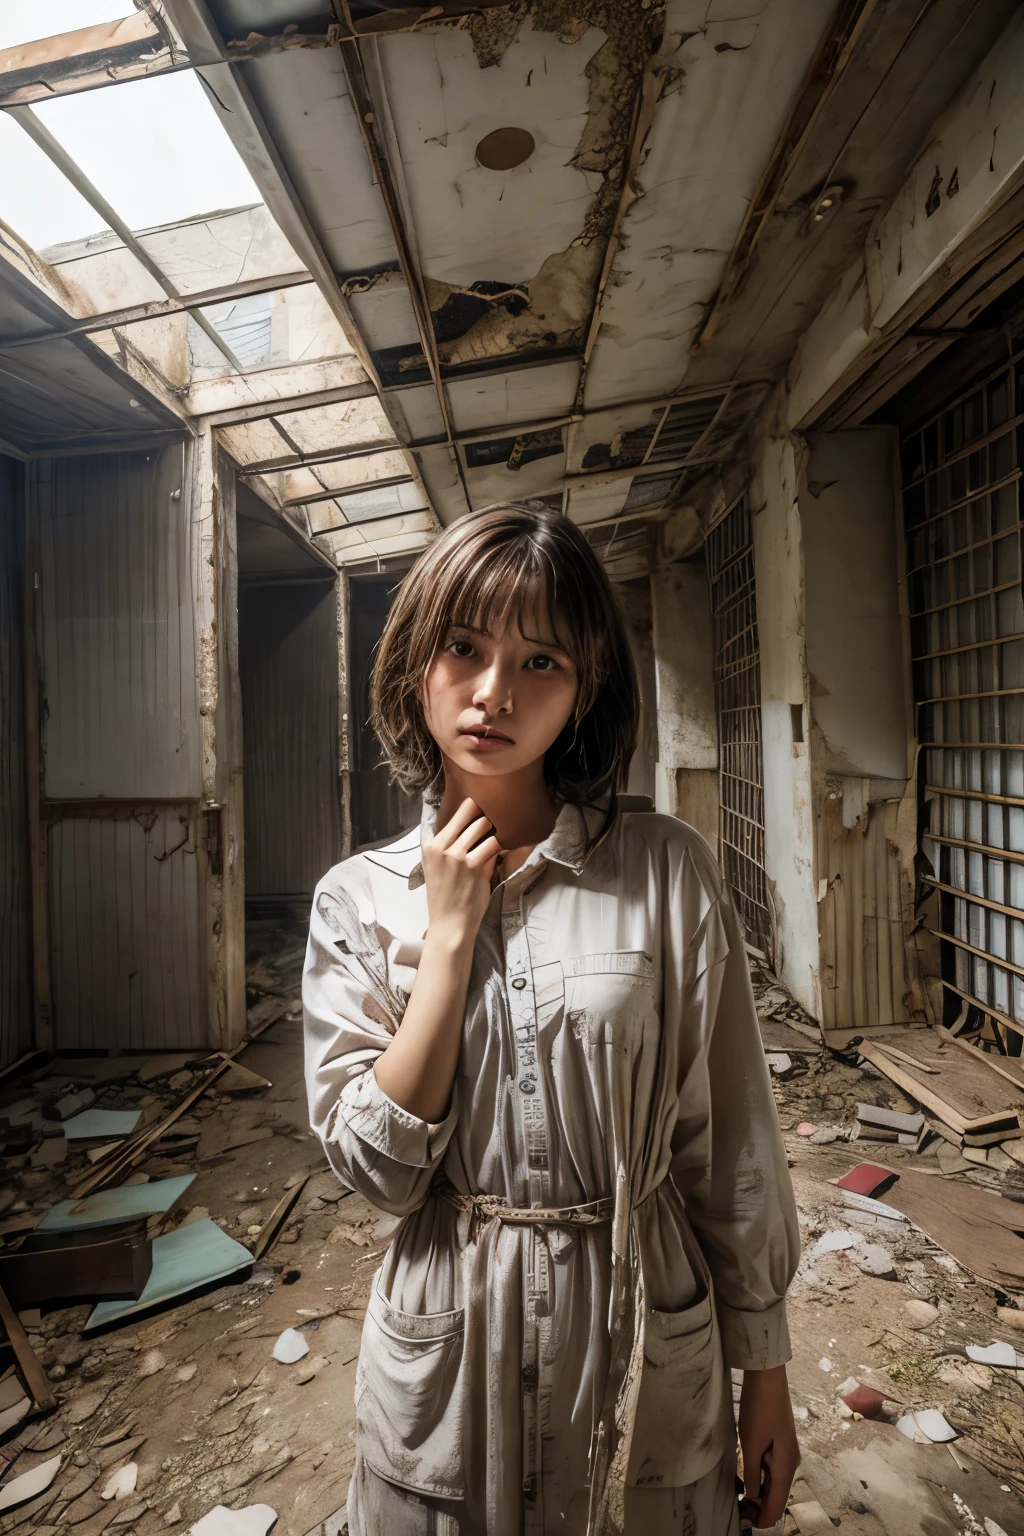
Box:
[63,1109,141,1140]
[84,1219,252,1331]
[38,1174,196,1232]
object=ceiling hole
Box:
[475,127,536,171]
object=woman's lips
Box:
[460,727,514,751]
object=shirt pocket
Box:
[627,1285,727,1489]
[563,950,656,1056]
[355,1278,466,1498]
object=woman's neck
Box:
[436,760,559,854]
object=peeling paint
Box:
[405,1,668,367]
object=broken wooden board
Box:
[878,1167,1024,1287]
[860,1031,1024,1137]
[0,1280,55,1410]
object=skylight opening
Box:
[0,112,108,250]
[32,71,262,235]
[0,1,135,51]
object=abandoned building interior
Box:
[3,2,1024,1534]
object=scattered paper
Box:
[765,1052,792,1076]
[810,1230,856,1257]
[0,1395,30,1435]
[0,1455,61,1513]
[966,1341,1024,1369]
[189,1503,278,1536]
[818,1357,833,1372]
[272,1328,309,1364]
[896,1409,957,1443]
[849,1241,895,1279]
[101,1464,138,1501]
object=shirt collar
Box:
[415,795,609,887]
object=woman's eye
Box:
[527,654,559,671]
[448,640,475,658]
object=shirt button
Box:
[519,1080,536,1094]
[511,977,527,990]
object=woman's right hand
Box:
[421,798,502,943]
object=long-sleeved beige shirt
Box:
[304,797,800,1535]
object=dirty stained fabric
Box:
[304,799,800,1535]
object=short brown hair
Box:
[370,503,639,808]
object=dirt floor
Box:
[1,924,1023,1536]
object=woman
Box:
[304,504,800,1536]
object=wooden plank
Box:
[0,1280,55,1411]
[879,1168,1024,1287]
[939,1026,1024,1095]
[859,1037,1023,1135]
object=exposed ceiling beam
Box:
[0,269,310,350]
[6,105,246,374]
[284,473,414,508]
[237,440,401,475]
[690,0,882,353]
[336,15,465,501]
[202,380,376,429]
[311,504,427,537]
[0,13,186,108]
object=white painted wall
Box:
[750,431,820,1014]
[803,430,908,780]
[651,559,718,772]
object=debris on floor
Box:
[753,958,1024,1532]
[2,931,1022,1536]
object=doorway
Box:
[236,486,343,916]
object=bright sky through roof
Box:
[0,2,135,50]
[0,6,262,252]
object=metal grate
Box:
[705,495,772,954]
[902,339,1024,1048]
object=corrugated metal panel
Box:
[49,808,204,1051]
[818,794,914,1031]
[239,578,344,898]
[35,448,201,800]
[0,455,32,1068]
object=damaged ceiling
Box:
[0,0,1020,564]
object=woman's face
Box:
[422,601,579,782]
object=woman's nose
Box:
[473,661,513,714]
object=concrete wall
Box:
[750,432,820,1015]
[650,557,719,847]
[803,431,908,780]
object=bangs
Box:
[445,537,570,653]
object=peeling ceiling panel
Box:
[269,395,395,455]
[284,448,409,503]
[233,49,401,275]
[565,478,631,527]
[391,384,448,444]
[445,358,580,434]
[464,447,567,507]
[324,512,435,566]
[185,354,367,417]
[218,416,295,467]
[376,22,603,287]
[413,441,471,526]
[583,0,833,409]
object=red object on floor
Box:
[796,1122,819,1136]
[842,1383,888,1419]
[836,1163,899,1197]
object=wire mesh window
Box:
[902,342,1024,1049]
[706,496,772,954]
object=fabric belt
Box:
[433,1179,614,1227]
